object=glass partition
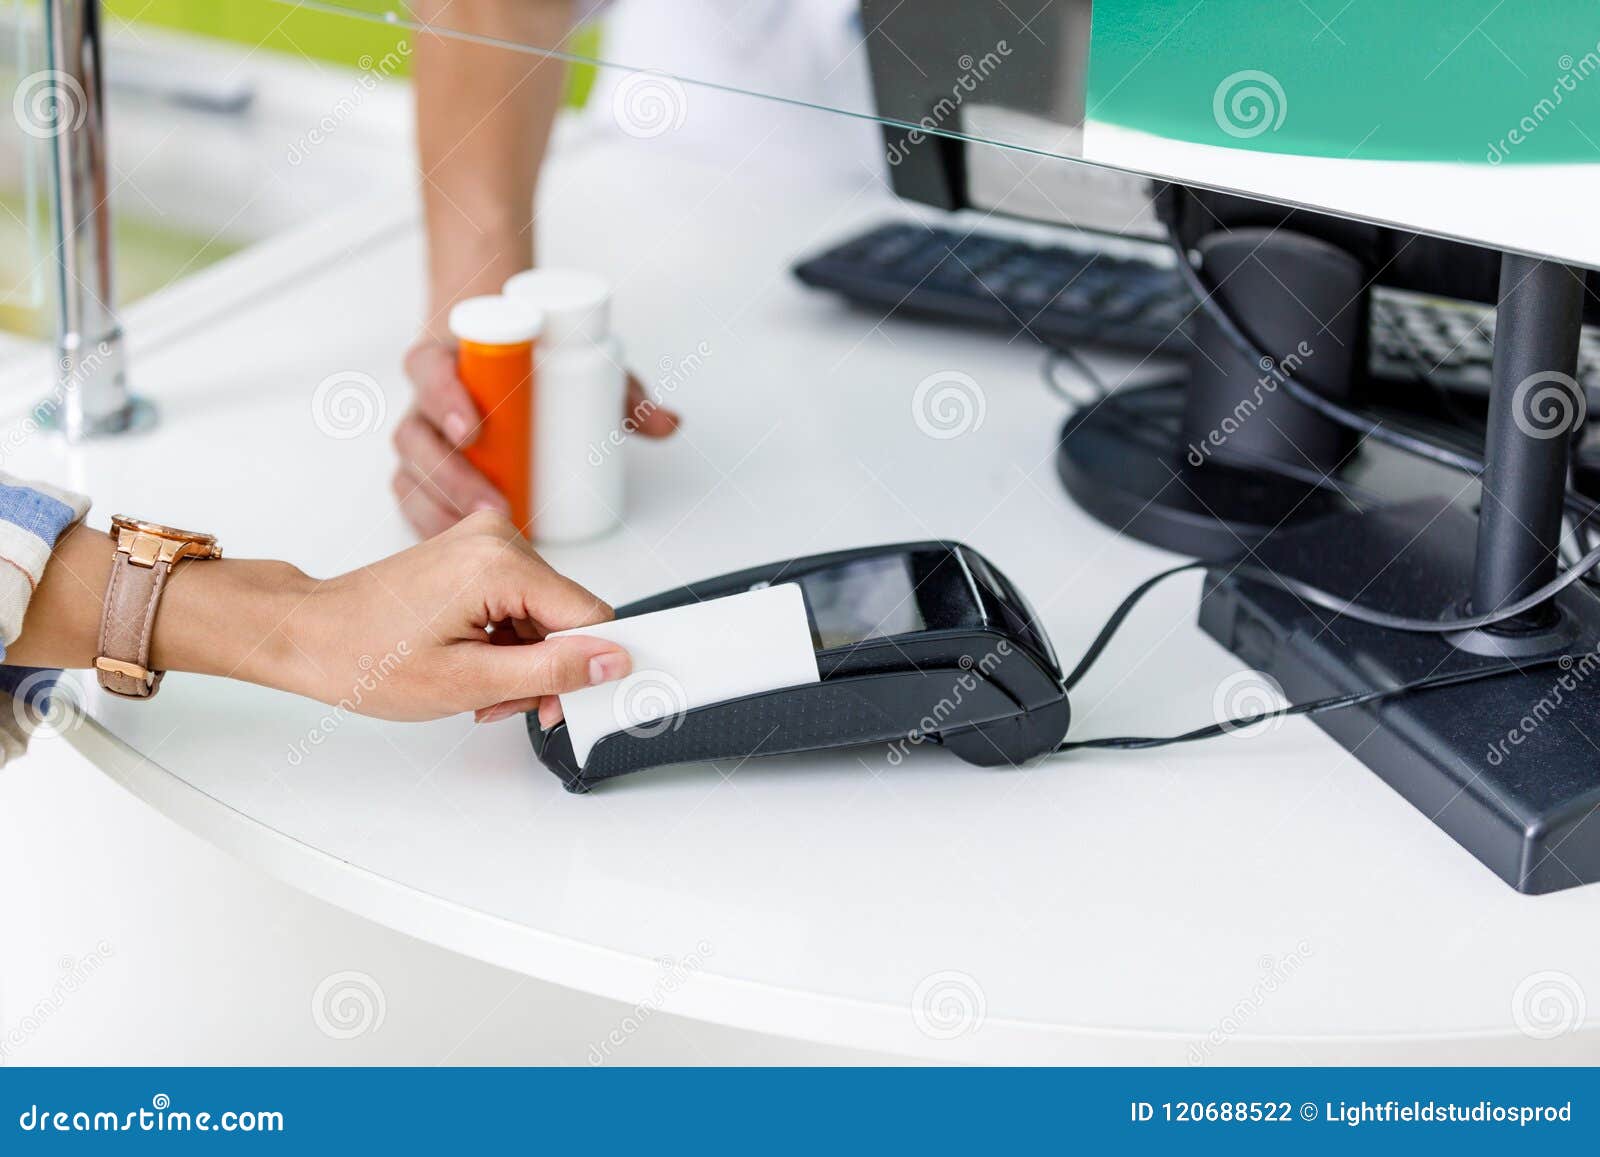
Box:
[277,0,1600,269]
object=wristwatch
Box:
[95,515,222,699]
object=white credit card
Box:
[551,582,821,768]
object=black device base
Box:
[1199,498,1600,894]
[1055,380,1355,558]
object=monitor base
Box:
[1055,380,1354,558]
[1199,497,1600,894]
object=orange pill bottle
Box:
[447,296,545,535]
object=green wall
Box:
[102,0,599,105]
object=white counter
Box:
[8,128,1600,1064]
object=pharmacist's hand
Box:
[285,511,629,725]
[394,337,681,538]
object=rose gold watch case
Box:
[109,514,223,567]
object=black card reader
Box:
[527,542,1071,793]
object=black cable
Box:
[1042,346,1109,405]
[1167,237,1485,474]
[1059,653,1566,752]
[1235,547,1600,633]
[1167,232,1600,529]
[1063,561,1204,691]
[1042,342,1600,631]
[1055,562,1575,753]
[1067,547,1600,690]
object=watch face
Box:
[110,515,217,546]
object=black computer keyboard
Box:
[793,221,1600,399]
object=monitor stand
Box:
[1199,254,1600,893]
[1055,226,1455,558]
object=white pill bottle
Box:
[503,269,626,543]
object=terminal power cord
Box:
[1055,561,1580,753]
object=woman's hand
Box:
[392,336,681,538]
[9,512,631,727]
[271,511,631,724]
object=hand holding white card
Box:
[551,583,821,768]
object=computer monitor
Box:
[854,0,1600,893]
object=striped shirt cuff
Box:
[0,472,92,656]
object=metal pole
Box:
[41,0,151,438]
[1470,254,1585,623]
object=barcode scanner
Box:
[527,542,1072,792]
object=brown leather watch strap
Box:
[95,554,172,699]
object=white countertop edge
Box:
[62,716,1599,1065]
